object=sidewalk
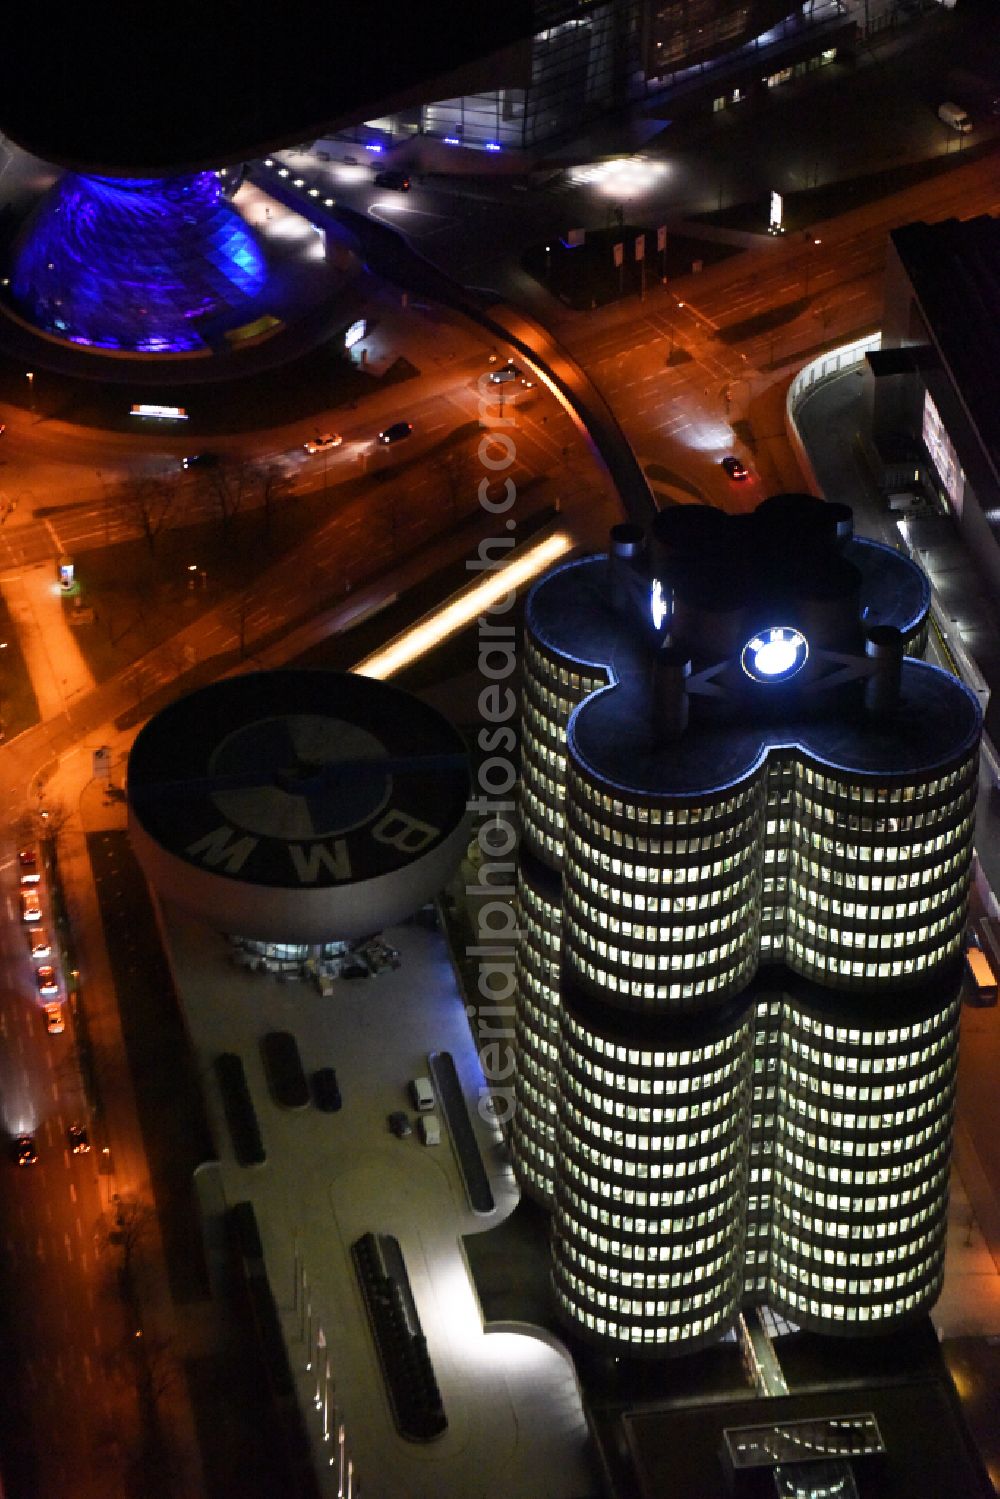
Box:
[0,564,95,719]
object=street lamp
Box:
[803,238,821,298]
[25,371,34,412]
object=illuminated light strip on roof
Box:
[353,530,572,680]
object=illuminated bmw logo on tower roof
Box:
[741,626,808,684]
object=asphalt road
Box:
[0,852,133,1499]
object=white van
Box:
[409,1075,435,1111]
[418,1114,441,1146]
[937,102,972,134]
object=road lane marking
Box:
[51,1082,59,1102]
[83,1352,93,1384]
[64,1232,73,1261]
[69,1180,76,1202]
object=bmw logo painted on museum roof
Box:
[127,670,470,942]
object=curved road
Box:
[248,165,658,528]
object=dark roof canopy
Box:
[0,1,534,174]
[890,216,1000,480]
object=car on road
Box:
[18,847,40,883]
[182,452,220,470]
[28,928,51,958]
[14,1134,37,1167]
[937,101,972,134]
[373,170,410,191]
[67,1123,90,1154]
[20,889,41,923]
[489,362,533,388]
[388,1110,412,1138]
[304,432,342,455]
[43,1002,64,1034]
[35,965,59,998]
[721,455,749,482]
[377,421,414,446]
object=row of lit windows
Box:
[562,1015,746,1069]
[570,1221,736,1262]
[524,636,604,698]
[523,679,584,727]
[776,1171,949,1213]
[572,812,756,859]
[794,848,968,891]
[780,1116,949,1160]
[802,765,971,800]
[800,800,973,835]
[554,1294,718,1344]
[787,1029,953,1072]
[569,1141,744,1179]
[569,869,756,914]
[778,1192,946,1240]
[776,1229,939,1269]
[790,878,969,926]
[773,1254,938,1298]
[555,1266,734,1321]
[569,846,758,885]
[566,771,754,824]
[561,1077,750,1129]
[566,925,751,972]
[776,1152,950,1188]
[569,952,753,1004]
[785,1097,949,1131]
[777,1285,937,1323]
[792,1005,958,1048]
[798,823,973,863]
[787,936,960,981]
[560,1159,742,1209]
[791,913,960,949]
[562,1199,740,1236]
[559,1241,733,1293]
[517,908,562,953]
[807,1057,955,1105]
[572,910,751,943]
[563,1059,745,1097]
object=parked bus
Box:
[965,934,998,1007]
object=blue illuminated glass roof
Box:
[10,172,268,354]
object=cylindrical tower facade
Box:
[520,605,610,868]
[770,989,960,1334]
[513,554,625,1202]
[786,754,977,989]
[551,994,753,1355]
[510,853,563,1202]
[561,748,764,1013]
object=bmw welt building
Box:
[512,494,981,1356]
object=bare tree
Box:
[112,474,179,556]
[257,461,294,538]
[16,797,73,851]
[200,458,255,536]
[432,441,477,521]
[102,1193,158,1273]
[230,591,255,660]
